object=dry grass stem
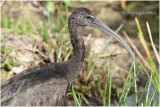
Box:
[120,0,126,10]
[81,95,90,106]
[0,0,5,7]
[123,31,155,74]
[146,21,160,65]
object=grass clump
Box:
[1,12,33,35]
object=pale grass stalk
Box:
[81,94,90,106]
[0,0,5,7]
[146,21,160,65]
[135,17,154,63]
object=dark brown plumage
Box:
[1,7,134,106]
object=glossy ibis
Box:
[1,7,135,106]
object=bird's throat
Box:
[69,26,85,62]
[65,25,85,85]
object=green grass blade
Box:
[107,70,112,106]
[153,98,159,106]
[138,79,149,106]
[138,60,159,94]
[122,63,141,105]
[72,85,81,106]
[144,73,152,105]
[148,88,156,106]
[133,61,138,105]
[118,61,135,105]
[78,94,82,106]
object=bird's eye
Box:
[87,15,94,19]
[86,15,95,22]
[87,16,91,19]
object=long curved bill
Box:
[92,18,135,61]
